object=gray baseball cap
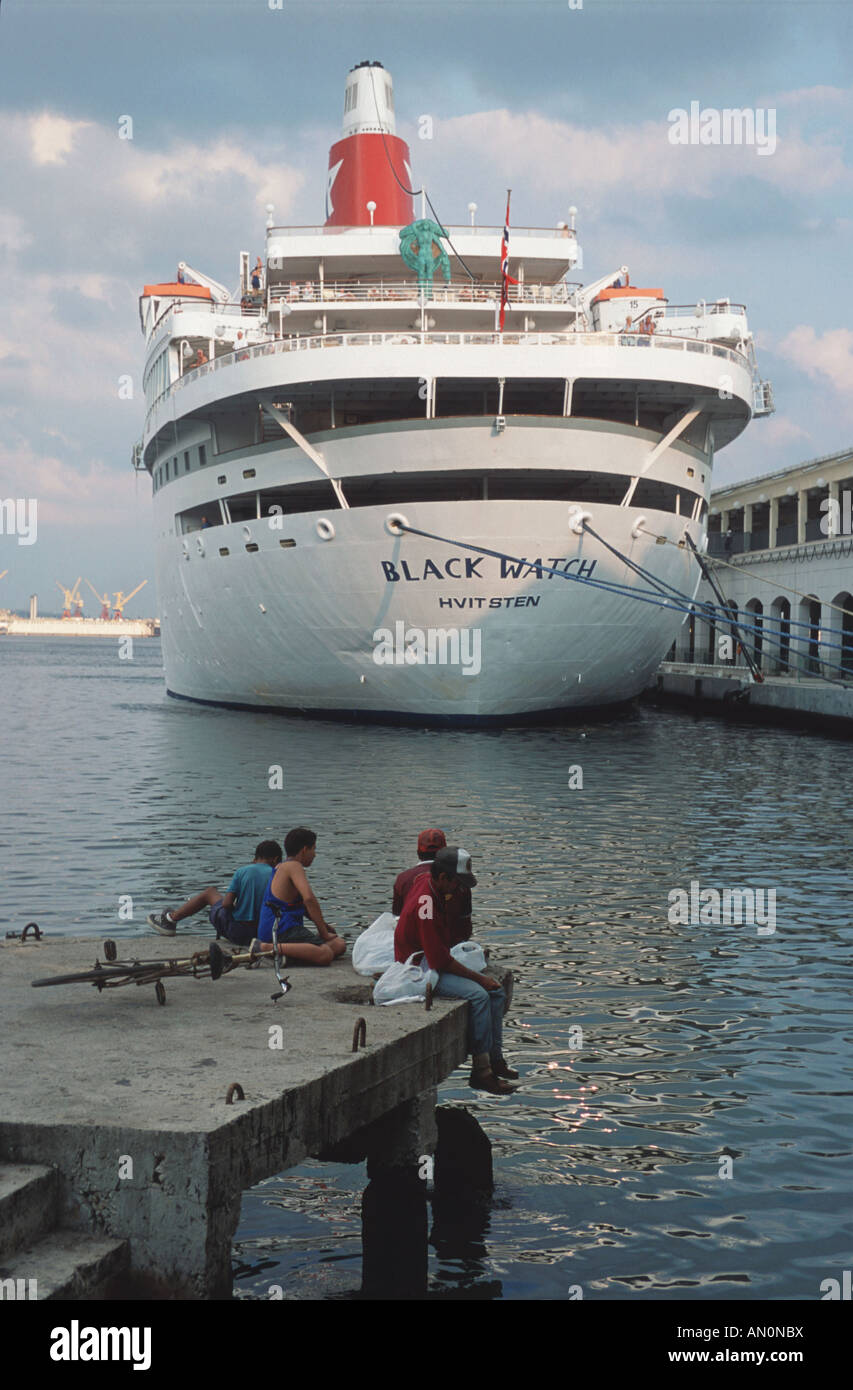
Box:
[433,846,477,888]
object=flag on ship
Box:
[499,189,518,330]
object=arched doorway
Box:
[830,591,853,680]
[745,598,764,671]
[770,597,791,673]
[797,595,821,675]
[723,600,739,666]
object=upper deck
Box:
[264,222,580,281]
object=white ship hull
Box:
[155,421,706,721]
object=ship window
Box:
[243,468,256,479]
[199,444,207,467]
[163,460,169,482]
[342,469,702,515]
[245,542,259,553]
[218,475,227,485]
[279,538,296,548]
[214,409,259,454]
[633,478,686,513]
[434,379,500,418]
[173,456,178,476]
[178,504,220,535]
[501,379,566,415]
[258,483,340,516]
[219,547,230,556]
[174,469,704,534]
[184,452,190,472]
[344,472,483,507]
[226,491,259,523]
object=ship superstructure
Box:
[134,61,773,720]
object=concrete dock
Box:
[651,661,853,731]
[0,933,469,1299]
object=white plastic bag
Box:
[352,912,398,977]
[450,940,487,974]
[373,952,439,1006]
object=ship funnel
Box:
[325,61,414,228]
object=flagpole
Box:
[499,188,512,333]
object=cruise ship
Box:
[134,61,773,722]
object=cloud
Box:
[776,326,853,395]
[0,212,33,257]
[117,136,305,215]
[29,112,91,165]
[0,441,146,528]
[756,416,811,448]
[417,100,853,214]
[775,85,852,110]
[0,271,134,404]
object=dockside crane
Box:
[112,580,147,619]
[85,579,112,621]
[56,577,82,619]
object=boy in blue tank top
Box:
[146,841,282,946]
[257,826,347,966]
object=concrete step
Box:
[0,1230,130,1301]
[0,1162,60,1260]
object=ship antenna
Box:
[366,64,478,283]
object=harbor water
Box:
[2,638,851,1301]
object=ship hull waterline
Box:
[157,499,704,723]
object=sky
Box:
[1,0,853,612]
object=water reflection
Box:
[3,640,852,1300]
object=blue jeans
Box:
[435,973,504,1060]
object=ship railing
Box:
[144,329,749,431]
[657,302,747,319]
[266,224,578,240]
[267,280,580,305]
[150,296,262,337]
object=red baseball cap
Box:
[417,828,446,854]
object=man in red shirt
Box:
[395,846,517,1096]
[393,828,472,943]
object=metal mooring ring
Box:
[352,1018,367,1052]
[225,1082,245,1105]
[21,923,42,942]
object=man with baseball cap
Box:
[392,829,472,947]
[394,846,518,1096]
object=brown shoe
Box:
[492,1056,519,1080]
[469,1068,517,1095]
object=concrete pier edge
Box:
[1,933,471,1298]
